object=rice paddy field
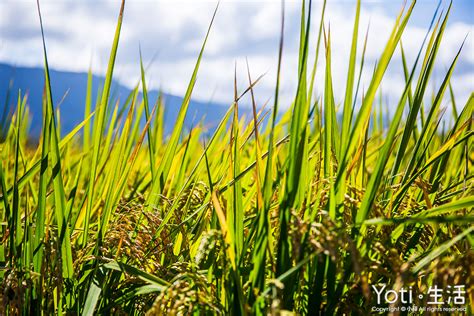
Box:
[0,0,473,315]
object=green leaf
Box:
[412,226,474,273]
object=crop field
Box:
[0,0,473,314]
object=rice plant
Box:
[0,0,472,314]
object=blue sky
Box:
[0,0,472,111]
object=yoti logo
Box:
[372,285,414,304]
[371,284,467,313]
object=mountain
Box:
[0,63,236,140]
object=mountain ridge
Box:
[0,62,235,139]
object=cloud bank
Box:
[0,0,472,114]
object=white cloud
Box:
[0,0,472,113]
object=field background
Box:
[0,0,473,314]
